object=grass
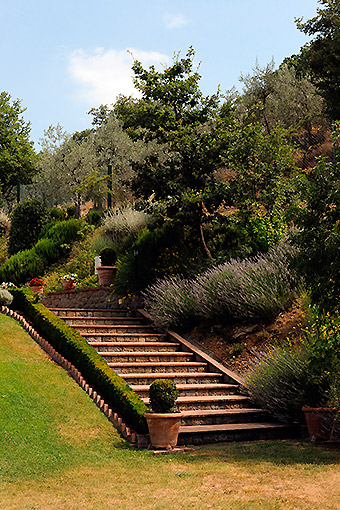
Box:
[1,312,340,510]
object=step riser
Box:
[92,343,180,353]
[124,375,223,385]
[177,426,299,445]
[172,401,250,412]
[51,309,129,318]
[72,326,155,334]
[134,387,238,398]
[110,364,207,374]
[181,411,270,426]
[63,318,147,326]
[83,335,167,343]
[101,354,193,363]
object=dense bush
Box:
[103,204,152,252]
[243,346,310,423]
[100,247,117,266]
[0,219,82,285]
[149,379,179,413]
[144,239,298,327]
[11,288,148,433]
[8,199,48,255]
[48,207,67,221]
[86,209,103,226]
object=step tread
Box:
[89,342,180,347]
[49,308,125,312]
[179,422,291,433]
[130,383,238,391]
[107,361,207,367]
[122,372,222,379]
[100,351,193,357]
[180,408,267,417]
[81,332,165,338]
[73,324,154,329]
[143,395,249,404]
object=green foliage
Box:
[0,92,37,198]
[149,379,179,413]
[10,288,148,433]
[99,247,117,266]
[49,207,67,221]
[67,205,76,218]
[293,156,340,310]
[86,208,103,226]
[8,199,48,255]
[295,0,340,120]
[0,219,82,285]
[0,288,13,306]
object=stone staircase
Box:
[49,306,298,445]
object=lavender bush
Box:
[143,240,298,328]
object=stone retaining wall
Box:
[42,287,143,310]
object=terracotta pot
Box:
[144,412,182,448]
[302,407,336,441]
[97,266,118,287]
[62,280,77,291]
[29,285,44,295]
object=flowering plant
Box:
[0,282,15,289]
[29,277,44,287]
[60,273,78,282]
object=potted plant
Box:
[60,273,78,291]
[144,378,182,449]
[29,277,44,295]
[97,247,118,286]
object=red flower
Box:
[29,277,44,287]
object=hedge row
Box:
[0,219,81,286]
[11,288,148,434]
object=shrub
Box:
[144,239,298,328]
[8,199,48,255]
[49,207,67,221]
[0,288,13,306]
[66,205,76,218]
[149,379,179,413]
[10,288,148,433]
[100,247,117,266]
[0,249,44,286]
[86,209,103,226]
[103,203,152,251]
[243,346,311,423]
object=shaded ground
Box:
[184,299,305,375]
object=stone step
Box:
[63,316,147,326]
[180,408,271,426]
[81,332,168,343]
[130,383,239,397]
[100,351,194,363]
[123,372,223,385]
[49,307,129,318]
[143,394,250,411]
[72,324,156,334]
[177,422,299,445]
[108,361,207,374]
[89,341,181,352]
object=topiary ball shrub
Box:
[0,288,13,306]
[100,247,117,266]
[149,379,179,413]
[8,199,48,255]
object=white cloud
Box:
[164,13,188,29]
[68,48,170,106]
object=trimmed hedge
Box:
[0,219,82,286]
[11,288,148,434]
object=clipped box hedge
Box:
[11,288,148,434]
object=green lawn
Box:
[0,312,340,510]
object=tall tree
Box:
[295,0,340,119]
[0,92,37,200]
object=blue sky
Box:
[1,0,320,148]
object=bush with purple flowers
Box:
[143,239,298,328]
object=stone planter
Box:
[62,280,77,291]
[302,407,336,441]
[97,266,118,287]
[144,412,182,448]
[29,285,44,295]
